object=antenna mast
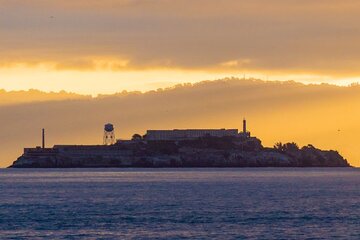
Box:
[42,128,45,149]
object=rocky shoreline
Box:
[10,136,351,168]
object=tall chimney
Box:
[42,128,45,149]
[243,118,247,133]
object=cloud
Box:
[0,89,89,106]
[1,0,360,76]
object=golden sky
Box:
[1,0,360,93]
[1,1,360,167]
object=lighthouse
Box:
[243,118,247,133]
[241,118,250,138]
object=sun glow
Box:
[1,64,358,95]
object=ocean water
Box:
[0,168,359,239]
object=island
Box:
[10,120,351,168]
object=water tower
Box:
[103,123,115,145]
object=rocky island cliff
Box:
[10,135,350,168]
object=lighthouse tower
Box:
[243,118,247,133]
[241,118,250,138]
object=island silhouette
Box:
[10,121,350,168]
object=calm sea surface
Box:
[0,168,359,239]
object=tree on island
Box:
[274,142,299,153]
[131,134,142,141]
[274,142,284,151]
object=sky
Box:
[1,0,360,93]
[1,1,360,167]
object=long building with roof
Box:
[144,119,250,141]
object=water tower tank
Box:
[103,123,115,145]
[104,123,114,132]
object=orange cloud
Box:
[1,0,360,76]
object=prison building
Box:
[145,129,239,141]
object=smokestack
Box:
[243,118,247,133]
[42,128,45,149]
